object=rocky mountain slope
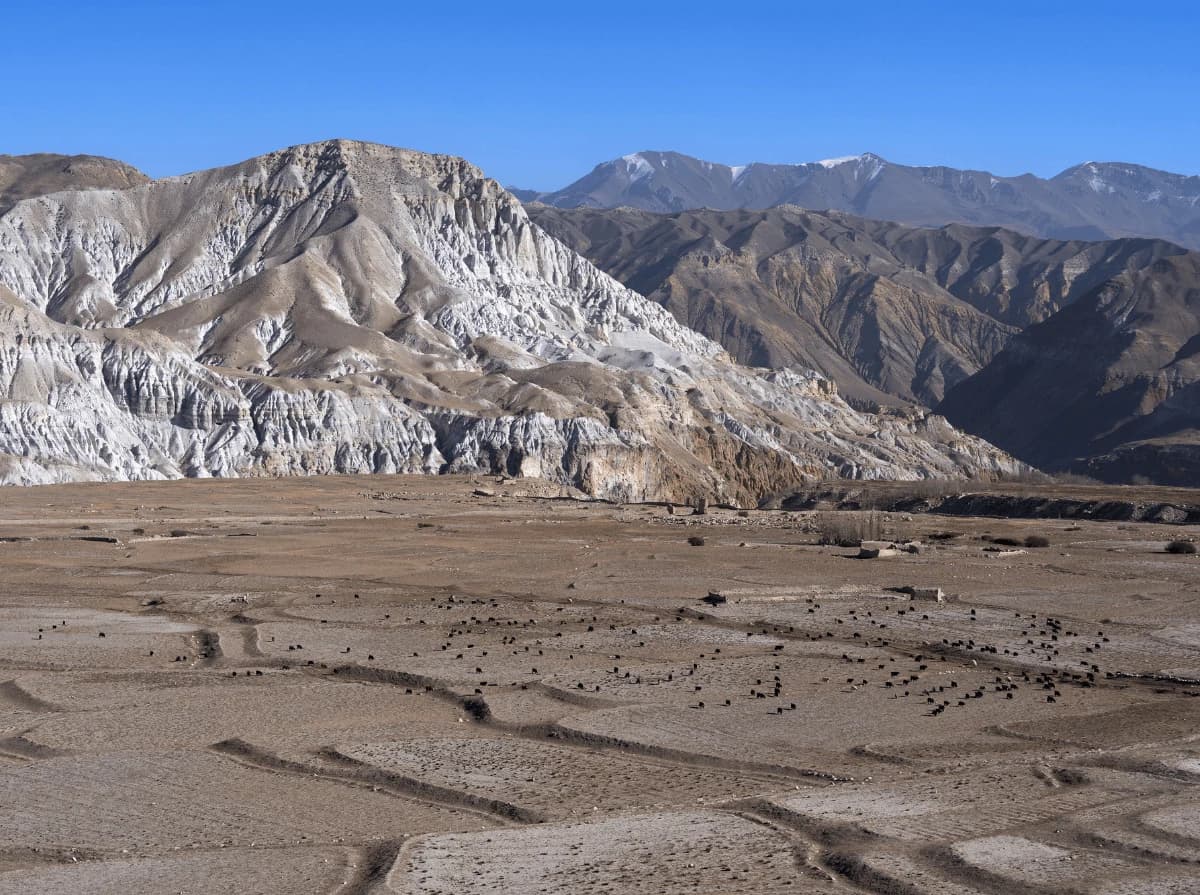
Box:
[531,205,1200,484]
[0,153,147,215]
[0,140,1018,498]
[530,206,1190,405]
[938,252,1200,485]
[521,151,1200,249]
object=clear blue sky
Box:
[3,0,1196,189]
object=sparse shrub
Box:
[687,535,706,547]
[996,468,1097,486]
[1024,535,1051,548]
[816,512,885,548]
[890,478,970,501]
[461,695,491,721]
[1052,472,1102,486]
[928,531,961,541]
[1166,540,1197,555]
[988,536,1021,548]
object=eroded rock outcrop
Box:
[0,140,1019,500]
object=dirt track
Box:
[0,474,1197,893]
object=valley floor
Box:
[0,474,1198,894]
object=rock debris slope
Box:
[523,150,1200,249]
[0,140,1017,498]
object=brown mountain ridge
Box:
[530,205,1200,484]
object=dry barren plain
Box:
[0,474,1198,894]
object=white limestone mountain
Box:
[519,151,1200,250]
[0,141,1018,498]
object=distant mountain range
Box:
[515,151,1200,250]
[532,205,1200,484]
[2,142,1196,488]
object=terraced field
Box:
[0,474,1197,893]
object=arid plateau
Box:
[0,474,1197,894]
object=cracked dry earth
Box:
[0,474,1198,894]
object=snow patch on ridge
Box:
[620,154,654,181]
[816,156,862,169]
[1085,163,1115,194]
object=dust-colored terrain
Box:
[0,474,1197,894]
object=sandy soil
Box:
[0,473,1197,893]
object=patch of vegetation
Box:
[985,536,1021,547]
[816,511,885,548]
[1024,535,1051,548]
[885,478,971,503]
[995,469,1100,487]
[687,535,706,547]
[461,695,491,721]
[927,531,961,541]
[1165,540,1197,555]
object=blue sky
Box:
[3,1,1196,188]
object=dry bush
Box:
[1166,540,1197,555]
[993,469,1103,493]
[928,531,961,541]
[1053,471,1103,485]
[461,695,491,721]
[1024,535,1051,548]
[995,469,1058,485]
[687,535,706,547]
[987,536,1022,547]
[816,512,885,547]
[888,478,971,502]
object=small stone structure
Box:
[910,586,945,602]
